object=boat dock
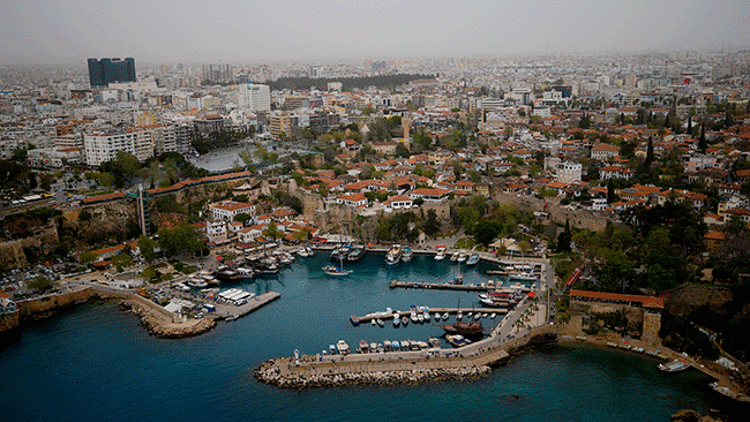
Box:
[214,291,281,319]
[389,280,489,291]
[349,307,507,325]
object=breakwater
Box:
[255,324,557,389]
[255,359,492,388]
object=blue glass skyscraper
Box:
[87,58,136,87]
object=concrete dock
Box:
[350,307,508,325]
[215,291,281,320]
[389,279,490,291]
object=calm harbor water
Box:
[0,254,744,421]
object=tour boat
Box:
[435,246,447,261]
[336,340,350,355]
[440,320,484,338]
[659,359,690,372]
[401,246,413,263]
[329,245,351,262]
[466,252,480,266]
[346,244,367,262]
[296,247,312,257]
[322,265,352,276]
[509,272,538,282]
[446,334,471,348]
[385,244,402,266]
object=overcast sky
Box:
[1,0,748,64]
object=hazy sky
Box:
[1,0,749,64]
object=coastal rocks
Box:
[670,409,718,422]
[254,359,491,389]
[119,300,216,339]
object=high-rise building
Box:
[87,58,136,87]
[237,83,271,112]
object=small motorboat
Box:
[442,313,449,321]
[370,342,377,352]
[393,317,400,327]
[417,313,424,323]
[434,312,441,320]
[474,313,481,321]
[410,312,418,324]
[435,246,447,261]
[383,340,392,352]
[329,344,336,355]
[423,311,430,322]
[359,339,369,353]
[376,318,384,327]
[371,319,376,326]
[466,252,480,266]
[490,313,496,319]
[482,313,488,319]
[401,316,409,326]
[450,251,459,262]
[391,340,400,351]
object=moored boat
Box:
[401,316,409,326]
[376,318,384,327]
[385,244,402,266]
[393,316,400,327]
[391,340,400,351]
[346,244,367,262]
[401,246,413,263]
[336,340,350,355]
[457,251,468,263]
[466,252,480,266]
[446,334,471,348]
[435,246,447,261]
[359,339,369,353]
[440,320,484,338]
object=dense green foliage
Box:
[191,130,246,154]
[157,224,206,257]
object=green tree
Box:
[28,276,56,293]
[138,235,158,262]
[422,209,440,237]
[80,251,98,265]
[645,136,654,169]
[157,224,206,257]
[698,122,707,152]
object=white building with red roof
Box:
[211,200,255,222]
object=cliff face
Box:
[0,225,59,269]
[0,312,20,332]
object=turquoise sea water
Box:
[1,254,745,421]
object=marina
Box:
[349,307,507,326]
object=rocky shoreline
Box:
[254,358,492,389]
[119,300,216,339]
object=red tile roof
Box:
[570,289,664,309]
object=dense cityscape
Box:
[2,3,750,419]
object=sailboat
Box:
[322,253,352,276]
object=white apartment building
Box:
[83,132,136,167]
[211,200,255,222]
[149,125,177,156]
[556,161,582,183]
[237,83,271,112]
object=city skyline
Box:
[2,0,749,64]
